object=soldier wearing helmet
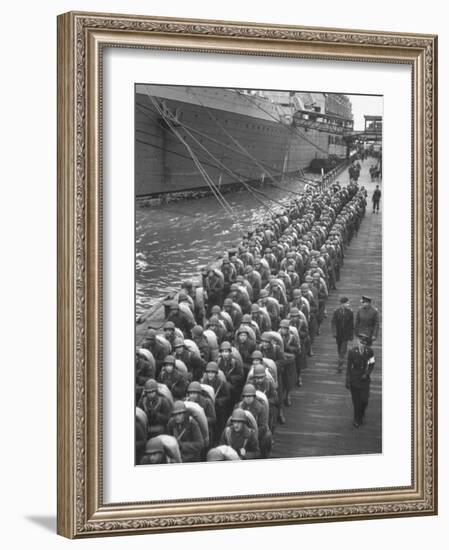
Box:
[220,256,237,296]
[247,363,278,432]
[229,252,245,278]
[210,305,235,340]
[278,320,300,405]
[181,279,206,325]
[173,337,205,381]
[259,333,287,424]
[163,321,177,348]
[286,264,300,297]
[206,315,227,345]
[234,384,271,458]
[244,263,262,302]
[204,267,225,314]
[157,356,188,400]
[202,362,230,443]
[223,297,242,330]
[166,300,195,339]
[258,290,281,331]
[250,303,271,334]
[291,288,310,321]
[142,328,169,376]
[191,325,211,363]
[186,381,216,439]
[253,256,271,285]
[301,283,318,354]
[140,437,167,465]
[289,308,310,383]
[217,341,244,406]
[234,326,256,375]
[135,348,156,399]
[138,378,173,438]
[263,247,278,272]
[226,282,251,315]
[220,408,260,460]
[311,271,328,333]
[167,401,204,462]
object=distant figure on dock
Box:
[331,296,354,373]
[372,185,381,213]
[346,334,376,428]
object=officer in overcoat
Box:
[346,334,376,427]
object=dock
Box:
[271,159,382,458]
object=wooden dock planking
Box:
[271,159,383,459]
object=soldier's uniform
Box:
[355,297,380,344]
[346,339,375,427]
[138,391,172,437]
[220,424,260,460]
[167,413,204,462]
[158,368,188,400]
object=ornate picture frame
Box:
[57,11,437,538]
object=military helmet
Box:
[192,325,203,337]
[220,341,232,351]
[146,328,157,340]
[260,332,272,343]
[292,289,302,298]
[242,384,256,397]
[208,316,220,326]
[171,401,187,415]
[253,364,266,377]
[187,381,202,393]
[173,338,184,348]
[241,314,252,323]
[145,438,164,454]
[251,350,263,360]
[211,305,221,314]
[290,307,301,317]
[279,319,291,329]
[300,283,310,291]
[205,361,219,373]
[163,355,176,366]
[250,303,260,313]
[164,321,176,330]
[231,409,247,423]
[230,283,239,291]
[259,289,269,298]
[223,298,234,306]
[143,379,158,392]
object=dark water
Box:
[135,182,304,317]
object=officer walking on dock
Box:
[355,296,380,345]
[346,334,376,428]
[331,296,354,372]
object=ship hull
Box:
[135,87,347,197]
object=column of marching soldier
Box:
[135,180,375,465]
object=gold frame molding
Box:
[57,11,438,538]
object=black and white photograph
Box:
[134,84,383,466]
